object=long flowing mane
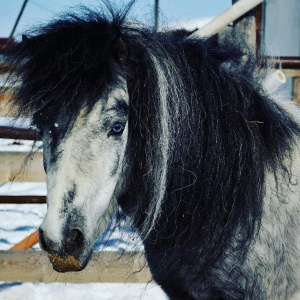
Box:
[2,6,300,283]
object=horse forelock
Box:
[3,7,128,127]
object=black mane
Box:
[2,7,300,298]
[4,8,129,126]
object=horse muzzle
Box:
[39,227,92,272]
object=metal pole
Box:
[154,0,159,31]
[197,0,263,37]
[9,0,29,39]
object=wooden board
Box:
[0,126,40,140]
[0,90,11,103]
[294,77,300,104]
[10,230,39,250]
[0,89,17,117]
[232,0,257,55]
[0,98,15,117]
[0,151,45,182]
[283,69,300,78]
[0,195,46,203]
[0,250,152,283]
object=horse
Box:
[3,6,300,300]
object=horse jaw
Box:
[39,85,129,272]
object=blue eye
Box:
[111,122,125,135]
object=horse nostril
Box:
[66,228,84,249]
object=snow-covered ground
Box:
[0,127,167,299]
[0,282,167,300]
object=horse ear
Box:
[112,35,129,64]
[22,34,29,42]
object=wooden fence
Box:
[0,251,152,283]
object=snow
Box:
[0,282,166,300]
[0,182,46,196]
[0,117,32,128]
[0,127,167,299]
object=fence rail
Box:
[261,57,300,70]
[0,195,46,204]
[0,126,40,140]
[0,151,45,182]
[0,251,152,283]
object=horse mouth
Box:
[39,227,93,272]
[49,253,89,273]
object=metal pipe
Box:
[262,70,286,93]
[196,0,264,37]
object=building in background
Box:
[263,0,300,101]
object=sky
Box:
[0,0,231,38]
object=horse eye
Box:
[111,122,125,135]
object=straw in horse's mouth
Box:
[49,253,83,273]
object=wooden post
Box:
[255,3,263,57]
[294,77,300,104]
[10,230,39,250]
[232,0,258,55]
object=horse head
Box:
[37,84,129,272]
[9,15,133,272]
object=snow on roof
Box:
[167,17,214,31]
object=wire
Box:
[9,0,29,39]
